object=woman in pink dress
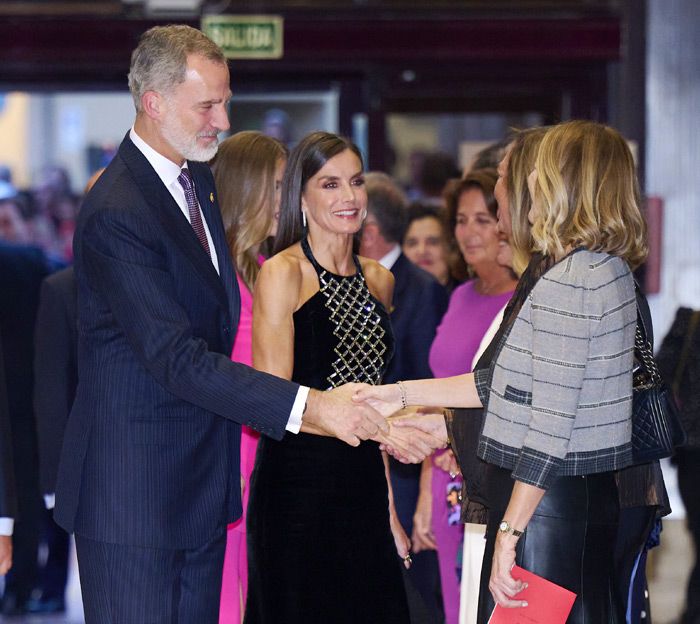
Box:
[210,131,288,624]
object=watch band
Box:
[498,520,524,537]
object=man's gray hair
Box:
[365,171,408,244]
[128,25,226,112]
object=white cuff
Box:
[286,386,310,434]
[44,493,56,510]
[0,517,14,536]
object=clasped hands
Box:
[304,382,448,463]
[353,382,450,463]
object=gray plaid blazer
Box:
[475,249,636,489]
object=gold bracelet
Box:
[396,381,407,409]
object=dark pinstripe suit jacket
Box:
[54,134,299,549]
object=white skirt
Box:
[459,523,487,624]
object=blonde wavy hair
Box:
[530,120,647,268]
[211,131,288,291]
[505,127,548,274]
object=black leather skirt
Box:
[477,465,622,624]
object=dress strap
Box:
[300,236,364,279]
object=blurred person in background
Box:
[0,193,32,246]
[1,336,17,578]
[30,168,105,615]
[416,152,461,207]
[32,166,78,262]
[466,136,514,175]
[0,165,12,184]
[403,201,463,293]
[453,128,548,624]
[360,171,448,623]
[415,168,516,624]
[0,232,49,615]
[31,267,76,615]
[657,308,700,624]
[261,108,292,147]
[405,149,427,202]
[210,131,288,624]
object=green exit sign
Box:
[202,15,283,59]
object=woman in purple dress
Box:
[414,169,516,624]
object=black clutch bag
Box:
[631,289,687,464]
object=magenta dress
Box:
[428,280,514,624]
[219,268,260,623]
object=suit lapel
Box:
[118,136,229,310]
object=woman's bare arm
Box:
[252,254,327,436]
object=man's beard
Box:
[161,112,219,162]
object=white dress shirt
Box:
[129,128,220,274]
[378,244,402,271]
[0,517,12,536]
[129,128,305,433]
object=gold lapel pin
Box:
[209,192,214,203]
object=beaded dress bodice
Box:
[291,237,394,390]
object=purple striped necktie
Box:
[177,168,211,256]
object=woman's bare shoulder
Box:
[260,243,322,312]
[261,244,304,277]
[257,245,305,296]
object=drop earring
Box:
[302,211,307,228]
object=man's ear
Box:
[141,91,163,120]
[358,220,376,252]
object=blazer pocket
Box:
[503,385,532,406]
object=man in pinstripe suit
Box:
[53,26,389,623]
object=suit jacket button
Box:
[223,326,230,334]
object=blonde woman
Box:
[453,127,549,624]
[357,120,647,623]
[210,131,287,624]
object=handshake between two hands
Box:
[306,382,449,463]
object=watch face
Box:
[499,521,508,532]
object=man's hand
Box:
[0,535,12,575]
[352,383,403,417]
[303,384,389,447]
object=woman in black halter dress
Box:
[245,132,410,623]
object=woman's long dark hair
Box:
[273,131,363,254]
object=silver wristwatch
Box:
[498,520,524,537]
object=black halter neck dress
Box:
[245,237,408,623]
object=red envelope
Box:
[488,565,577,624]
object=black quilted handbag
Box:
[631,292,687,464]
